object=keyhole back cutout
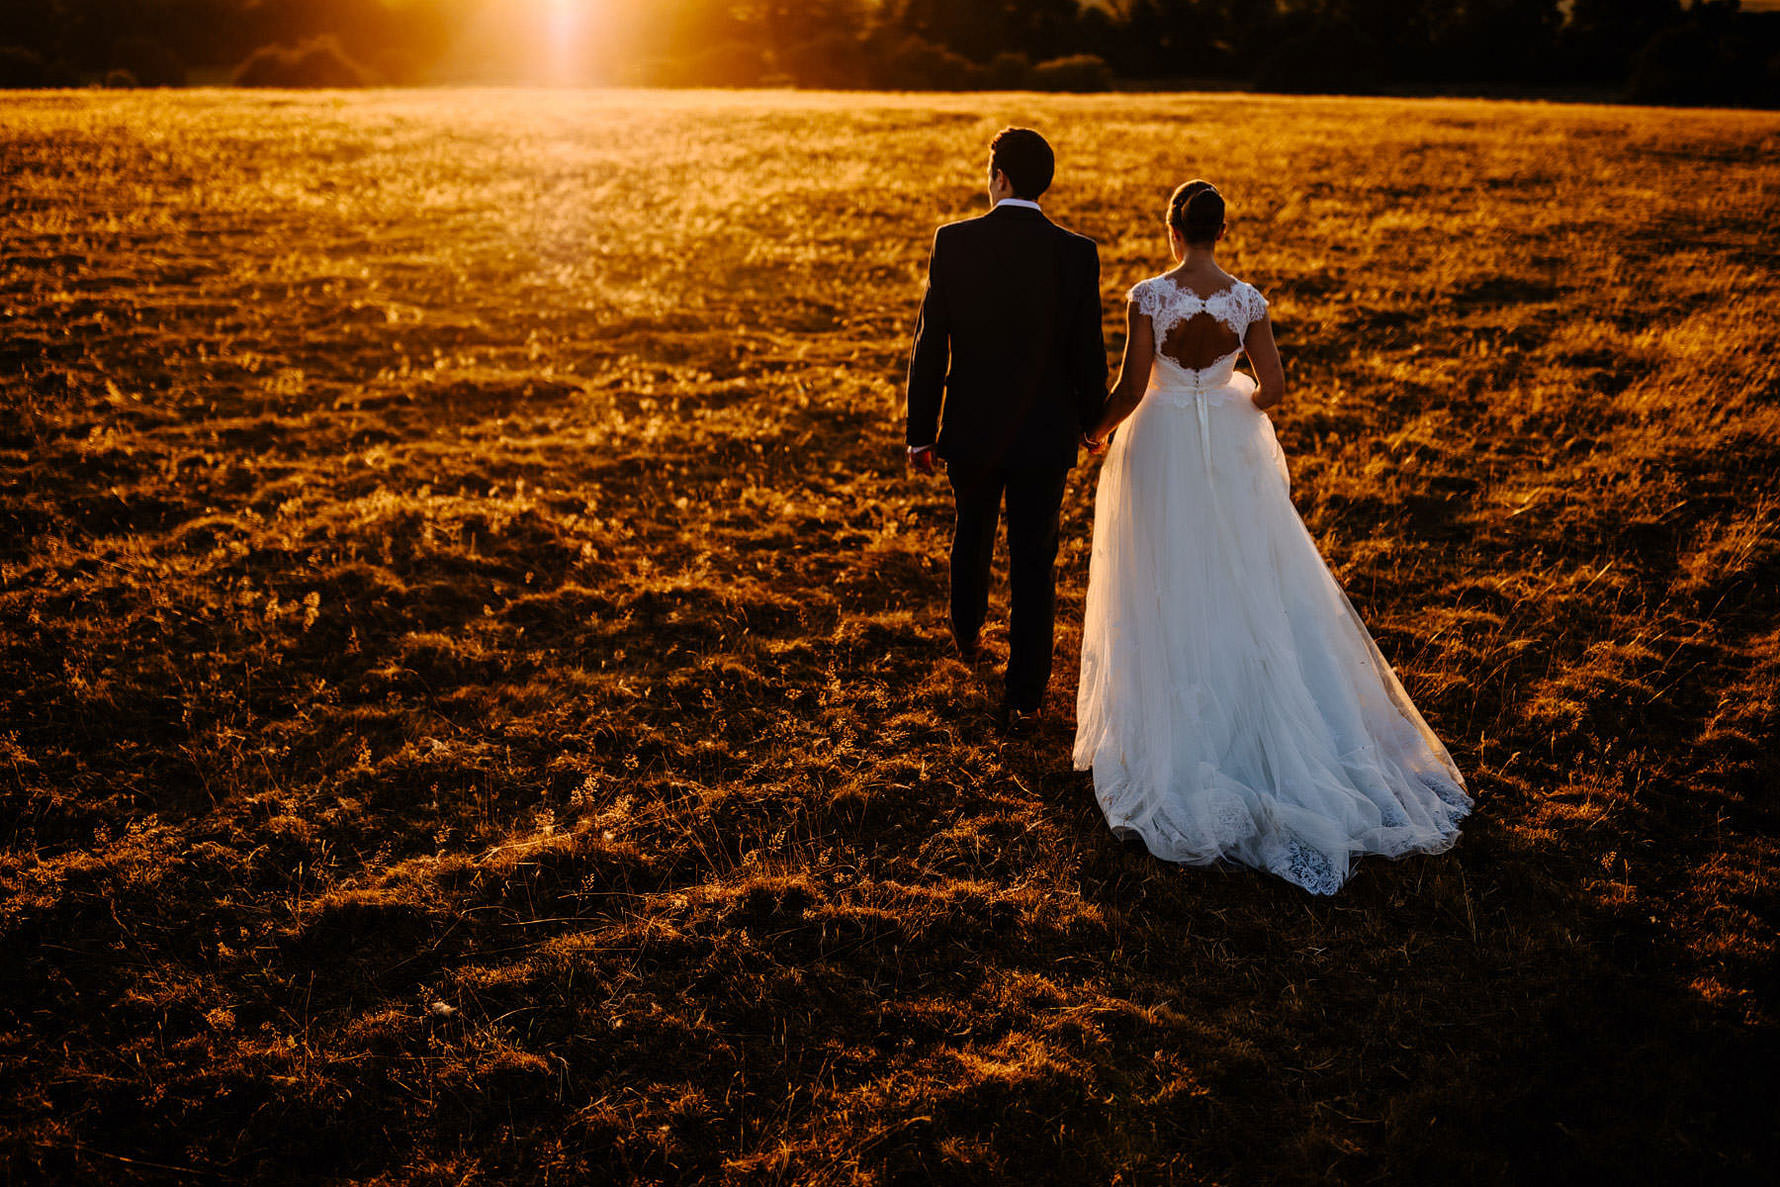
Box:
[1159,307,1243,372]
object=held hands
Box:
[911,436,1112,469]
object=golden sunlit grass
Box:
[2,89,1777,1183]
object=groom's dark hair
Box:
[990,127,1054,200]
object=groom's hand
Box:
[906,444,938,476]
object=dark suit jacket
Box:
[905,204,1108,472]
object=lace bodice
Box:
[1129,274,1268,341]
[1128,275,1269,397]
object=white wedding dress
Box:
[1073,274,1470,894]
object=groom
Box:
[904,127,1108,735]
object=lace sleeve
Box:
[1126,278,1155,320]
[1244,283,1269,327]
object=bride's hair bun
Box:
[1169,179,1225,245]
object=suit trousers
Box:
[946,462,1071,712]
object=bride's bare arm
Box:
[1088,300,1154,445]
[1244,315,1285,411]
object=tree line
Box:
[1,0,1776,107]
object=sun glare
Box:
[542,0,590,86]
[443,0,611,86]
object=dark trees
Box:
[0,0,1772,107]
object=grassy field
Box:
[1,88,1777,1184]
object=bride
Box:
[1074,180,1471,895]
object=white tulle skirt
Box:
[1073,373,1470,894]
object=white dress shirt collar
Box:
[994,198,1043,212]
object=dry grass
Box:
[1,89,1777,1184]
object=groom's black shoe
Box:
[1002,704,1041,738]
[953,634,980,663]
